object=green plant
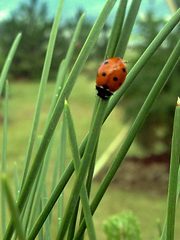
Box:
[160,97,180,240]
[0,0,179,240]
[122,10,180,154]
[103,211,141,240]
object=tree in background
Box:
[0,0,50,79]
[122,10,179,156]
[0,1,109,80]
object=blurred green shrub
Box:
[103,211,141,240]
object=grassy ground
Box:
[0,77,179,239]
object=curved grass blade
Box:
[1,175,26,240]
[25,10,180,238]
[75,40,180,238]
[0,33,21,95]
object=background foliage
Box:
[0,0,179,156]
[122,9,179,155]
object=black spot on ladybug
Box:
[113,77,118,81]
[102,72,106,77]
[104,60,109,64]
[122,68,126,73]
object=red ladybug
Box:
[96,57,127,100]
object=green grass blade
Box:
[64,101,97,240]
[57,14,85,89]
[23,171,41,235]
[57,113,67,225]
[115,0,142,57]
[78,144,98,237]
[1,81,9,236]
[106,8,180,119]
[13,162,20,200]
[38,198,44,240]
[25,141,53,234]
[56,99,108,239]
[105,0,127,58]
[27,114,96,240]
[0,33,21,95]
[44,14,85,220]
[3,1,117,239]
[75,40,180,238]
[67,198,80,240]
[42,188,51,240]
[1,81,9,174]
[48,14,85,115]
[165,99,180,239]
[25,10,180,238]
[1,175,26,240]
[160,98,180,240]
[85,146,97,197]
[27,162,76,240]
[177,161,180,201]
[27,11,83,227]
[21,0,64,186]
[3,1,64,238]
[50,117,67,197]
[93,126,128,177]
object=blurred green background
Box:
[0,0,179,239]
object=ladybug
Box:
[96,57,127,100]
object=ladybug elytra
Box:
[96,57,127,100]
